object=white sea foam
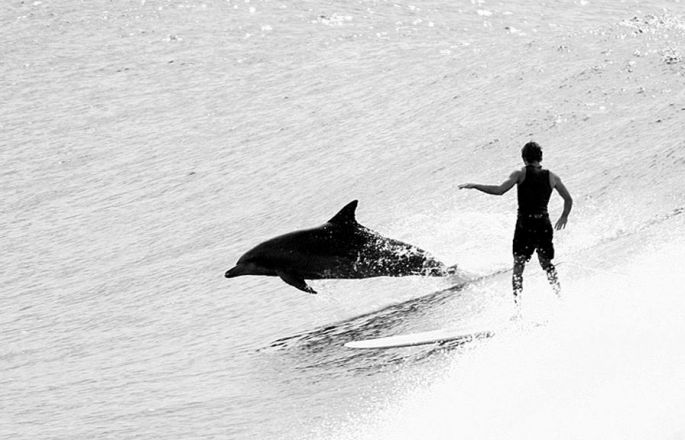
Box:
[323,234,685,440]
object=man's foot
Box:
[510,305,523,322]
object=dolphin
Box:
[224,200,452,293]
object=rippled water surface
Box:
[2,1,685,439]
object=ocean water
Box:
[2,0,685,439]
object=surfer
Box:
[458,141,573,305]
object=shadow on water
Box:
[258,269,509,375]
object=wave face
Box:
[2,1,684,439]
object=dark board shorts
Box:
[513,214,554,261]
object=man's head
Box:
[521,141,543,164]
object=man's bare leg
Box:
[538,253,561,297]
[512,255,527,305]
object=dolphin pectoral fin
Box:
[277,271,317,294]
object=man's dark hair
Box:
[521,141,543,162]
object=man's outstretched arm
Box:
[459,171,521,196]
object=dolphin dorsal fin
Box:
[328,200,359,226]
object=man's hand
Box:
[555,215,568,230]
[458,183,476,189]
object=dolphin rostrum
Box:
[225,200,452,293]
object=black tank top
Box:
[517,165,552,215]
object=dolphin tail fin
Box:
[277,271,317,294]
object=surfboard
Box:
[344,326,495,349]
